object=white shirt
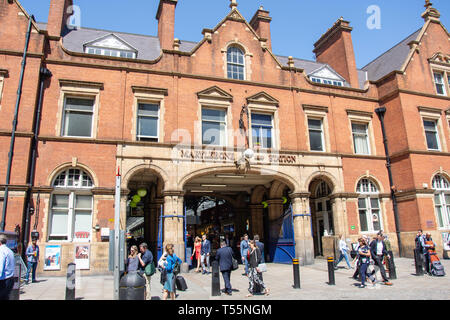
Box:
[339,239,348,253]
[0,244,15,280]
[376,241,383,255]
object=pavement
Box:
[18,257,450,300]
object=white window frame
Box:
[226,46,245,81]
[357,179,383,233]
[49,169,94,243]
[250,112,274,149]
[85,46,136,59]
[351,122,371,155]
[307,117,325,152]
[61,96,95,138]
[136,102,160,142]
[201,107,227,147]
[433,71,447,96]
[309,76,343,87]
[0,74,4,106]
[423,118,441,151]
[432,175,450,229]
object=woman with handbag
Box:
[162,244,182,300]
[191,236,202,273]
[246,240,269,297]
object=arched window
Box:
[432,175,450,228]
[357,178,382,232]
[227,46,245,80]
[49,168,94,242]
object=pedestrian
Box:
[215,240,234,295]
[191,236,202,273]
[240,234,250,276]
[137,242,154,300]
[126,245,139,272]
[357,237,374,288]
[201,234,211,274]
[246,240,269,297]
[369,232,392,285]
[162,244,182,300]
[25,238,40,284]
[423,232,436,276]
[254,235,265,263]
[0,235,15,300]
[415,229,425,268]
[334,234,352,270]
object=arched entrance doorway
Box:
[181,168,296,263]
[309,177,334,257]
[125,168,164,256]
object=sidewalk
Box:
[19,257,450,300]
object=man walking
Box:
[240,234,249,276]
[0,235,15,300]
[215,241,234,295]
[25,238,39,284]
[369,232,392,285]
[201,234,211,274]
[254,235,265,263]
[138,242,154,300]
[415,230,426,270]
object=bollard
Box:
[9,261,21,300]
[414,249,424,276]
[292,258,301,289]
[211,260,221,296]
[387,251,397,280]
[327,257,335,285]
[65,263,76,300]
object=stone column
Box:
[330,196,348,237]
[149,198,164,254]
[291,193,315,265]
[249,204,264,240]
[266,199,284,261]
[163,191,185,261]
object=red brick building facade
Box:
[0,0,449,275]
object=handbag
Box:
[160,268,167,285]
[145,262,156,276]
[232,257,239,271]
[257,263,267,273]
[173,261,181,275]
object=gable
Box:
[308,65,345,81]
[83,33,137,52]
[197,86,233,102]
[246,92,279,107]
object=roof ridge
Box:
[361,28,421,70]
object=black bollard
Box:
[293,258,301,289]
[9,261,21,300]
[65,263,76,300]
[327,257,335,285]
[211,260,221,296]
[387,251,397,280]
[414,249,424,276]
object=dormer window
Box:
[83,34,138,59]
[308,65,345,87]
[227,46,245,80]
[310,77,343,87]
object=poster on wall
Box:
[74,244,90,270]
[44,245,61,270]
[442,232,450,251]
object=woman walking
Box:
[335,234,352,269]
[192,236,202,273]
[246,240,269,297]
[126,245,139,272]
[162,244,182,300]
[357,237,375,288]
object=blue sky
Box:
[17,0,450,68]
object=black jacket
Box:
[255,241,265,263]
[248,247,262,268]
[369,239,387,259]
[215,246,234,272]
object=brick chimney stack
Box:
[249,6,273,51]
[313,18,359,88]
[47,0,73,38]
[156,0,178,51]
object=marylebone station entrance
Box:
[124,167,316,266]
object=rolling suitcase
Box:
[176,275,188,291]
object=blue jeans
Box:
[242,256,249,275]
[26,261,37,283]
[336,250,351,268]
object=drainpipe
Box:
[1,15,34,232]
[22,67,52,247]
[375,107,403,257]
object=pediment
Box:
[308,65,345,81]
[197,86,233,101]
[246,92,279,107]
[83,33,137,52]
[429,52,450,65]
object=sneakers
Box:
[359,284,366,288]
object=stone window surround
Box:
[430,63,450,97]
[247,102,279,151]
[197,98,232,148]
[0,69,7,109]
[131,86,167,143]
[418,106,447,152]
[346,109,376,156]
[56,80,103,139]
[302,105,330,153]
[221,40,253,81]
